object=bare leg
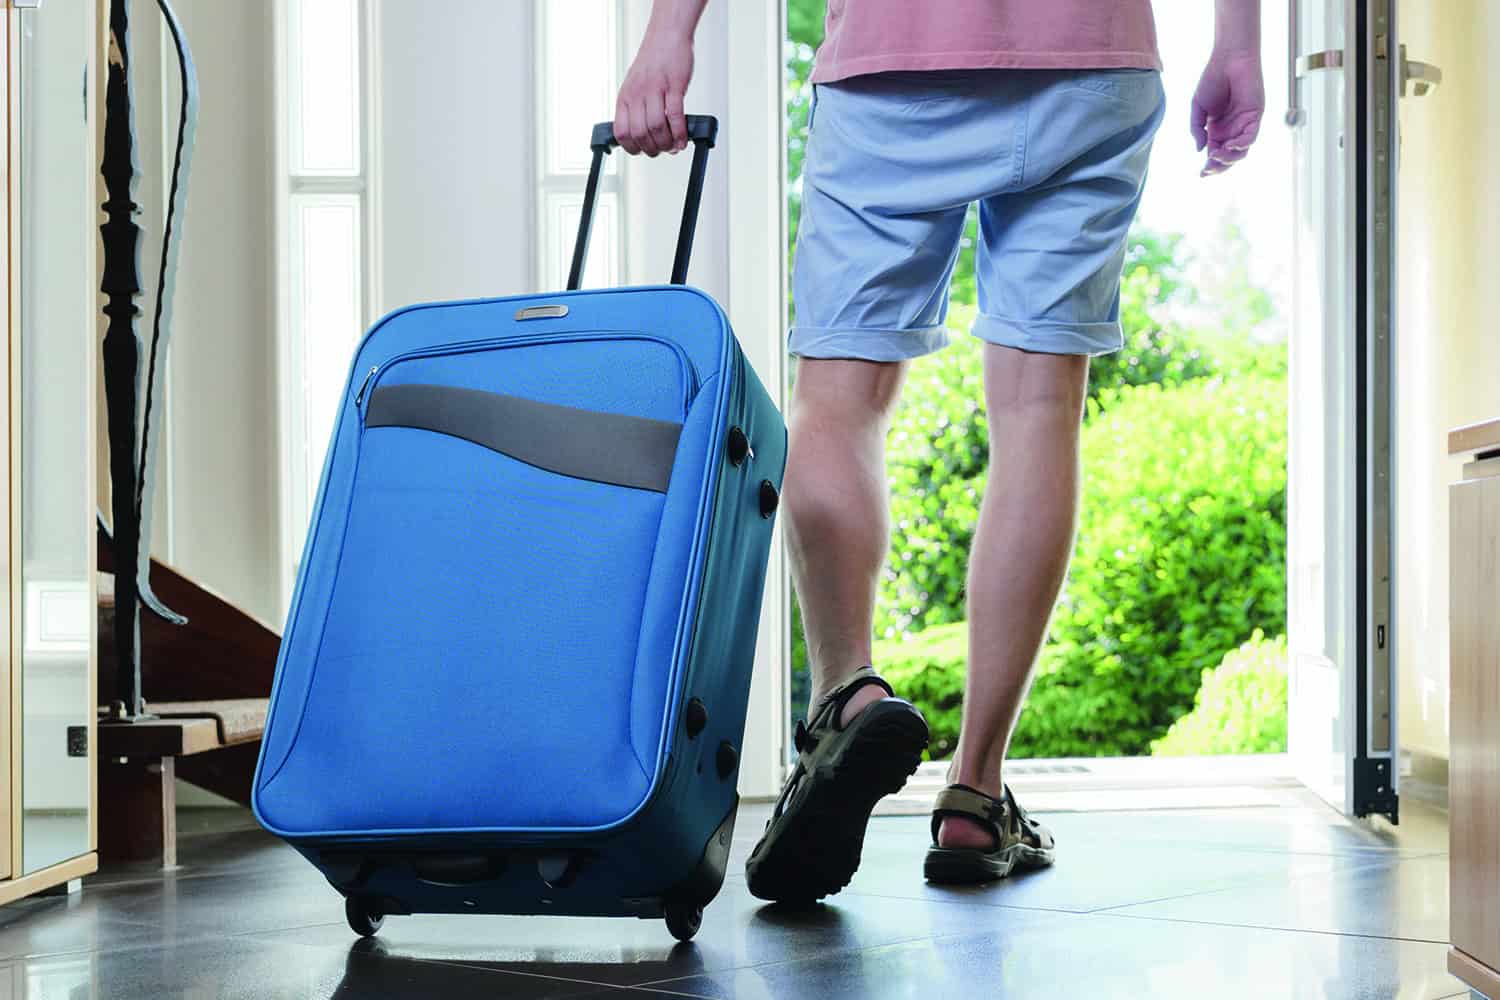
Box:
[784,357,909,726]
[939,343,1090,848]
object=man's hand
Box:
[614,2,703,156]
[1191,50,1265,176]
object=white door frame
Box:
[724,0,788,801]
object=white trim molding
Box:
[725,0,789,800]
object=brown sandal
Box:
[923,783,1055,885]
[745,666,929,903]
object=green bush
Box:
[849,375,1288,759]
[871,623,1288,763]
[1151,631,1289,756]
[871,293,1283,642]
[1012,375,1287,757]
[873,620,967,760]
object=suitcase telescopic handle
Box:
[566,114,719,291]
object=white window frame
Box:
[725,1,791,797]
[273,0,381,617]
[533,0,627,292]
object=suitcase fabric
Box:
[251,116,788,939]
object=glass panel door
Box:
[1,0,12,887]
[16,0,94,873]
[1287,0,1399,821]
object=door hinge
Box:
[1353,757,1398,823]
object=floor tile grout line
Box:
[633,929,978,992]
[830,885,1087,914]
[0,917,351,966]
[423,955,721,999]
[230,920,353,942]
[822,854,1398,915]
[1095,909,1453,946]
[632,926,971,992]
[1080,853,1412,916]
[76,865,315,894]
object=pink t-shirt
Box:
[810,0,1162,84]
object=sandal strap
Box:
[816,665,893,718]
[929,783,1006,846]
[1003,784,1055,851]
[803,666,893,739]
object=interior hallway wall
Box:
[1393,0,1500,762]
[374,1,535,311]
[93,0,281,625]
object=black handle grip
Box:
[568,115,719,290]
[589,114,719,152]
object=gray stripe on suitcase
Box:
[366,382,683,493]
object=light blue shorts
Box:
[790,68,1167,361]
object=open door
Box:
[1287,0,1427,822]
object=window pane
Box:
[290,194,363,513]
[542,0,617,175]
[548,190,617,291]
[291,0,361,175]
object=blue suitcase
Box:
[252,116,787,942]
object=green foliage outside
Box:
[872,620,967,760]
[1151,631,1289,756]
[1017,375,1287,757]
[843,375,1288,760]
[782,0,1290,760]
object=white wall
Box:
[1394,1,1500,762]
[156,0,280,624]
[374,1,537,310]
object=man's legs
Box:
[781,341,1089,846]
[938,344,1090,849]
[783,357,908,728]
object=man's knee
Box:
[791,357,909,427]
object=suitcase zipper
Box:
[353,366,379,406]
[354,331,698,416]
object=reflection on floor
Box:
[0,795,1468,999]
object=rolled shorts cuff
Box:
[971,313,1124,357]
[788,324,951,362]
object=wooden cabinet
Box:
[1448,417,1500,997]
[0,0,101,906]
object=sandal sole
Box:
[923,842,1055,885]
[745,699,929,904]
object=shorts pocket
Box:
[1065,68,1159,104]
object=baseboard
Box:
[1449,947,1499,999]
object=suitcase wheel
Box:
[345,896,385,938]
[664,901,703,942]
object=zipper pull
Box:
[354,366,379,406]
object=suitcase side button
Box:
[716,741,738,780]
[758,480,779,518]
[727,426,750,466]
[685,698,708,738]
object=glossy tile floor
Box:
[0,795,1470,999]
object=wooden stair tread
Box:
[150,698,268,745]
[97,698,268,757]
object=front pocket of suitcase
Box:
[266,340,697,836]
